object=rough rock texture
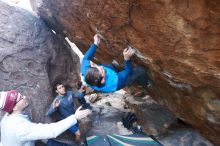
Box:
[159,126,213,146]
[30,0,220,145]
[0,1,80,126]
[32,91,213,146]
[125,94,176,135]
[84,91,213,146]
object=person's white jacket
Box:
[1,113,77,146]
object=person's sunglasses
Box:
[16,94,26,104]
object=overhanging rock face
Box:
[30,0,220,144]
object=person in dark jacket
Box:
[46,82,88,141]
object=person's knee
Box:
[47,139,70,146]
[46,139,58,146]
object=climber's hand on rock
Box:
[94,34,101,46]
[123,47,135,61]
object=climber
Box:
[0,90,91,146]
[46,81,91,143]
[80,34,152,93]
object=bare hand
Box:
[52,98,60,108]
[74,106,91,120]
[94,34,101,46]
[75,130,81,136]
[123,47,136,61]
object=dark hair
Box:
[85,67,103,87]
[53,82,63,91]
[52,82,64,97]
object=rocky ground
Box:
[41,90,213,146]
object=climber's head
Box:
[85,65,106,87]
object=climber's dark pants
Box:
[125,66,152,87]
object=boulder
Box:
[30,0,220,145]
[126,94,176,135]
[0,1,80,125]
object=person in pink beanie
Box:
[0,90,19,113]
[0,90,91,146]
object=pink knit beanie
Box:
[0,90,18,113]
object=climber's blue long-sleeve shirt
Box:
[81,44,132,92]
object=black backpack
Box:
[122,112,137,129]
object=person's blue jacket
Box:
[46,91,85,118]
[81,44,132,92]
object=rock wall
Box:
[0,1,80,124]
[126,94,176,135]
[30,0,220,144]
